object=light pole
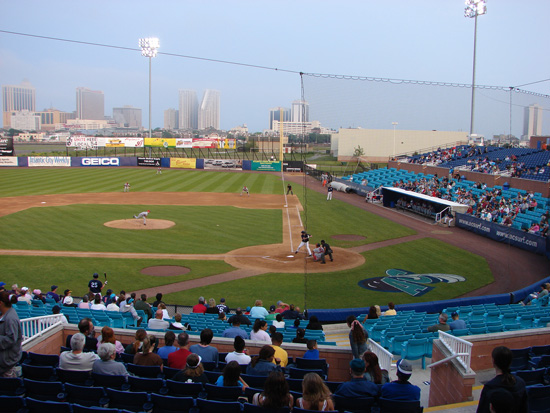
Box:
[392,122,398,158]
[464,0,487,140]
[139,37,160,155]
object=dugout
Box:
[382,187,468,218]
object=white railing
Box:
[428,331,473,372]
[368,338,393,373]
[21,314,64,346]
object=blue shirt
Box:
[215,375,244,387]
[381,380,421,401]
[334,377,379,398]
[303,349,319,360]
[222,326,248,340]
[189,344,219,365]
[157,345,178,359]
[449,319,467,331]
[246,359,281,376]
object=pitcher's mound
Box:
[104,219,176,230]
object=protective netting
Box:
[302,73,550,141]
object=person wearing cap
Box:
[0,291,23,378]
[88,273,104,297]
[133,209,150,225]
[334,359,380,398]
[0,282,6,293]
[46,285,60,303]
[427,313,450,333]
[119,296,142,327]
[295,230,312,256]
[216,298,229,314]
[448,312,467,331]
[17,287,32,304]
[274,300,290,314]
[62,289,78,307]
[106,294,119,311]
[381,359,421,401]
[227,307,252,326]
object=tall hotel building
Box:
[76,87,104,120]
[198,89,220,130]
[164,108,179,130]
[269,107,291,130]
[523,104,543,138]
[291,100,309,123]
[2,80,36,128]
[178,90,198,130]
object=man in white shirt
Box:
[224,336,251,365]
[148,309,170,330]
[59,333,99,371]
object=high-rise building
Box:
[113,106,142,128]
[2,80,36,128]
[10,110,41,131]
[199,89,220,130]
[76,87,104,120]
[291,100,309,123]
[178,90,198,130]
[269,107,291,130]
[523,104,543,138]
[164,108,179,130]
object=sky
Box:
[1,0,549,134]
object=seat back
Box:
[204,382,243,401]
[0,395,26,413]
[22,364,57,381]
[0,377,25,396]
[333,394,375,413]
[196,398,242,413]
[105,388,152,412]
[527,385,550,413]
[510,347,531,371]
[56,369,92,385]
[150,393,194,413]
[128,375,165,393]
[65,383,108,407]
[513,368,546,387]
[240,373,268,389]
[378,397,423,413]
[23,378,65,401]
[91,372,128,389]
[243,403,291,413]
[28,352,60,367]
[25,397,72,413]
[165,379,203,397]
[288,367,324,380]
[295,358,329,375]
[126,363,163,378]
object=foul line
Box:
[262,256,290,264]
[286,205,294,252]
[296,205,303,228]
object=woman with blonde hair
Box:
[97,326,124,355]
[296,372,334,411]
[249,299,269,319]
[206,298,219,314]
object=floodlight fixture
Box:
[139,37,160,58]
[464,0,487,19]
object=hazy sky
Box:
[1,0,549,133]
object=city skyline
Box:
[1,1,549,134]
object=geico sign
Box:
[82,158,120,166]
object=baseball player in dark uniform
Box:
[321,239,333,262]
[327,184,333,201]
[88,273,105,297]
[295,230,312,256]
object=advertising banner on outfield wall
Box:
[0,156,18,166]
[250,161,281,172]
[78,157,120,167]
[138,157,162,167]
[170,158,196,169]
[95,137,144,148]
[28,157,71,167]
[203,159,242,170]
[0,137,14,156]
[145,138,176,148]
[456,212,546,254]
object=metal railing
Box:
[21,314,65,346]
[368,338,393,373]
[427,331,473,372]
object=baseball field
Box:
[0,167,497,310]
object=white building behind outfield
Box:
[331,128,468,163]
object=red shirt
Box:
[192,304,207,314]
[168,348,192,370]
[275,305,290,314]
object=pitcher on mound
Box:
[133,210,150,225]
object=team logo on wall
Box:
[358,269,466,297]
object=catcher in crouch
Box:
[133,210,150,225]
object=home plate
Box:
[287,255,294,258]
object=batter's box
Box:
[261,254,296,263]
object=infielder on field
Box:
[124,182,130,192]
[133,210,150,225]
[295,230,312,256]
[240,186,249,197]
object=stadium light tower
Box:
[139,37,160,146]
[392,122,398,158]
[464,0,487,140]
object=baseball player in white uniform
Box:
[124,182,130,192]
[133,210,150,225]
[240,186,249,197]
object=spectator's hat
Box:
[246,306,251,312]
[110,293,116,300]
[93,273,99,278]
[21,286,29,292]
[127,298,134,304]
[396,359,413,376]
[33,289,41,295]
[64,289,71,295]
[269,305,276,312]
[51,285,58,291]
[350,359,366,373]
[0,282,5,288]
[301,230,306,233]
[451,311,459,318]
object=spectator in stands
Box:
[303,340,319,359]
[205,298,219,314]
[252,371,294,409]
[106,293,119,311]
[168,313,186,330]
[362,306,379,323]
[168,331,192,369]
[134,294,152,320]
[282,304,303,320]
[488,389,517,413]
[384,302,397,316]
[190,328,219,366]
[306,315,323,330]
[292,328,308,344]
[477,346,527,413]
[102,289,113,305]
[381,359,421,401]
[216,360,249,390]
[172,353,209,384]
[46,285,60,303]
[157,302,170,319]
[60,333,99,371]
[334,359,379,398]
[134,335,163,369]
[222,319,249,339]
[120,297,142,327]
[67,318,98,352]
[148,309,170,330]
[250,299,269,319]
[448,312,467,331]
[275,300,290,314]
[18,286,32,304]
[0,291,22,377]
[90,294,106,311]
[61,289,78,307]
[218,311,227,322]
[152,293,164,307]
[521,283,548,306]
[346,315,368,359]
[97,326,124,355]
[246,345,282,376]
[52,305,68,325]
[124,328,147,355]
[93,343,128,377]
[225,336,251,365]
[78,295,90,309]
[363,351,389,385]
[272,313,285,329]
[227,307,251,326]
[216,298,229,314]
[157,331,178,360]
[192,296,207,314]
[250,319,271,342]
[297,372,335,410]
[33,289,45,304]
[271,332,288,367]
[427,313,450,332]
